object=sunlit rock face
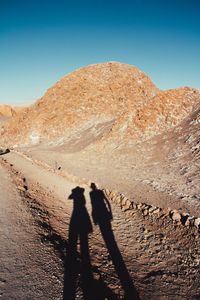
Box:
[0,105,16,117]
[0,62,199,146]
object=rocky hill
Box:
[0,62,199,146]
[0,105,17,117]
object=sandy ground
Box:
[18,143,200,216]
[0,151,200,299]
[0,164,62,299]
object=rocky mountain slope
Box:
[0,104,17,117]
[1,62,199,146]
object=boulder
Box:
[194,218,200,229]
[171,210,182,222]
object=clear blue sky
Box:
[0,0,200,104]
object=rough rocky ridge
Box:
[0,104,16,117]
[1,62,199,146]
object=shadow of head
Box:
[68,186,85,200]
[90,182,98,190]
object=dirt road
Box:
[0,152,200,299]
[0,164,62,299]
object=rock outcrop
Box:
[0,105,16,117]
[0,62,199,146]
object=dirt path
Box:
[19,147,200,216]
[0,152,200,299]
[0,164,63,299]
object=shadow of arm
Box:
[103,193,113,220]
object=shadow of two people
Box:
[63,183,139,300]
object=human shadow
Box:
[90,183,140,300]
[63,186,118,300]
[63,186,93,300]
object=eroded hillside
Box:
[0,104,17,117]
[1,62,199,146]
[1,62,199,214]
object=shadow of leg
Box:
[79,232,94,300]
[63,231,78,300]
[92,271,119,300]
[99,222,140,300]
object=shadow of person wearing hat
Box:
[63,186,93,300]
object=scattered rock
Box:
[149,206,157,213]
[17,186,26,192]
[194,218,200,229]
[181,213,189,225]
[152,208,161,215]
[121,196,128,206]
[171,210,182,222]
[185,216,195,227]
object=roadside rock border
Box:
[2,150,199,234]
[102,188,200,233]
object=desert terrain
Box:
[0,62,200,299]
